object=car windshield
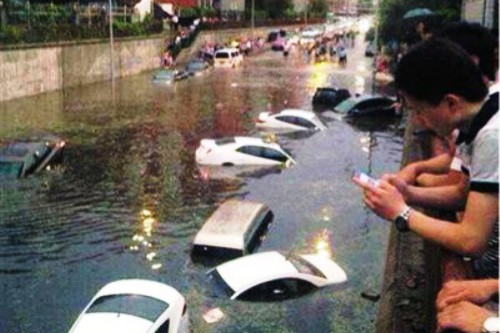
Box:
[207,269,235,298]
[288,255,326,278]
[87,294,168,322]
[215,53,229,59]
[0,161,22,178]
[335,98,359,113]
[0,145,29,157]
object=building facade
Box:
[461,0,498,29]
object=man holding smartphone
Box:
[353,38,498,280]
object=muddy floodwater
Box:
[0,40,403,333]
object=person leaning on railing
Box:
[353,38,498,279]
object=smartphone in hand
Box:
[353,171,380,187]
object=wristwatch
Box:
[394,206,412,232]
[482,317,500,333]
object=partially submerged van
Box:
[192,200,273,257]
[214,48,243,68]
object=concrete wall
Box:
[0,48,63,102]
[1,37,164,103]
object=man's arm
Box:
[355,178,498,257]
[416,170,464,187]
[398,153,453,184]
[407,191,498,256]
[405,175,469,211]
[383,173,468,211]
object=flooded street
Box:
[0,39,403,333]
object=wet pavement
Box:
[0,37,404,333]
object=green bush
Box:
[113,20,144,37]
[254,9,268,20]
[179,7,197,17]
[283,8,298,19]
[197,6,216,18]
[0,25,23,44]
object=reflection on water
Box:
[0,40,402,333]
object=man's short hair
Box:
[395,38,488,105]
[439,21,497,81]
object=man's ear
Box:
[443,94,461,114]
[470,55,480,66]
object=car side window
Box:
[261,147,288,162]
[276,116,315,129]
[155,319,170,333]
[356,101,371,110]
[237,145,262,157]
[237,146,288,163]
[239,278,314,301]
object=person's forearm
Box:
[407,210,484,256]
[406,184,467,211]
[483,279,499,298]
[414,153,453,175]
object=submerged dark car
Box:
[0,134,65,179]
[186,59,211,76]
[312,87,351,110]
[365,41,376,57]
[152,69,190,84]
[334,95,398,117]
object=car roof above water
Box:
[214,136,280,148]
[193,200,270,251]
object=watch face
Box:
[484,317,500,332]
[395,216,409,232]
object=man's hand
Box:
[437,280,499,311]
[381,174,410,201]
[436,301,492,333]
[352,178,407,221]
[397,164,419,185]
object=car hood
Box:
[70,313,154,333]
[299,254,347,284]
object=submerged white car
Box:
[207,251,347,301]
[68,279,190,333]
[195,137,295,166]
[256,109,326,131]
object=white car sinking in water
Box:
[207,251,347,301]
[68,279,190,333]
[256,109,326,131]
[195,137,295,166]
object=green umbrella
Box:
[403,8,434,19]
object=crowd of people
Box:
[353,21,499,333]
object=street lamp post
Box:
[371,4,379,94]
[304,0,307,25]
[108,0,116,104]
[109,0,115,81]
[251,0,254,34]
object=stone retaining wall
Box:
[0,37,164,103]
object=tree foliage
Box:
[245,0,293,20]
[309,0,328,17]
[377,0,461,45]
